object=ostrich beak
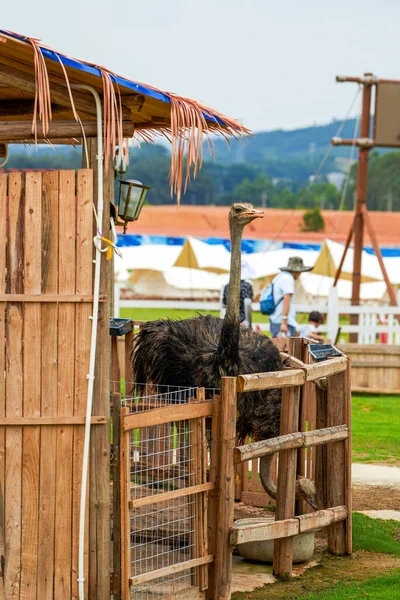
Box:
[243,208,264,219]
[300,491,318,511]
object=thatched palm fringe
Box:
[20,32,250,200]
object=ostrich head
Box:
[228,202,264,232]
[260,454,318,511]
[295,476,318,510]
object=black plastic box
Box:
[308,344,343,362]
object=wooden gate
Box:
[0,170,108,599]
[114,386,218,600]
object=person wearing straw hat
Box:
[269,256,313,338]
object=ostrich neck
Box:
[225,223,243,323]
[215,222,244,376]
[260,454,277,499]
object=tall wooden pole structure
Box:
[350,75,372,342]
[332,73,398,342]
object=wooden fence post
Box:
[345,359,352,554]
[214,378,237,600]
[119,407,130,600]
[315,383,328,510]
[88,139,112,600]
[124,329,133,385]
[327,370,347,555]
[112,394,122,599]
[207,395,221,600]
[273,384,300,580]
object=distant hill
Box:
[207,118,366,166]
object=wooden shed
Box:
[0,29,248,600]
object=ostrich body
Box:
[132,202,283,443]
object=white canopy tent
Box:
[296,273,388,305]
[246,248,319,282]
[311,239,399,283]
[127,266,228,300]
[114,236,399,304]
[173,236,231,273]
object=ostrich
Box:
[132,202,283,442]
[132,202,317,508]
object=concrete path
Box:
[359,510,400,521]
[352,463,400,486]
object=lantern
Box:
[116,179,150,233]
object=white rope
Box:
[0,143,9,168]
[314,87,362,297]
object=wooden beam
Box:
[129,482,215,509]
[237,369,305,393]
[0,294,107,302]
[231,518,298,546]
[230,506,348,546]
[0,416,106,425]
[234,425,349,463]
[129,555,214,588]
[0,99,64,118]
[0,62,131,120]
[122,400,214,431]
[305,357,348,381]
[0,120,134,142]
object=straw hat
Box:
[279,256,313,273]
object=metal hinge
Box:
[110,571,119,597]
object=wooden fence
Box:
[115,336,351,599]
[236,337,318,508]
[338,343,400,395]
[230,343,352,588]
[0,170,109,599]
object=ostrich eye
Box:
[234,207,242,213]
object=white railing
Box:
[114,285,400,344]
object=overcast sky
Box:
[2,0,399,132]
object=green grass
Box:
[352,395,400,464]
[296,573,400,600]
[353,512,400,555]
[294,511,400,599]
[120,307,317,325]
[301,514,400,599]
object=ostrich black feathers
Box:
[132,314,283,442]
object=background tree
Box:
[301,208,325,232]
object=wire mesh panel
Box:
[119,384,213,600]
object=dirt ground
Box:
[352,484,400,512]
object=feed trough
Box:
[234,517,315,564]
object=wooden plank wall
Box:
[339,343,400,394]
[0,170,100,599]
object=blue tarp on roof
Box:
[0,30,225,127]
[116,234,400,256]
